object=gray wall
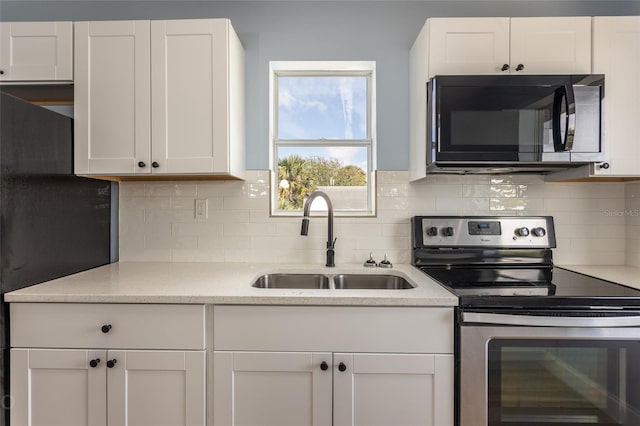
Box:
[2,1,638,170]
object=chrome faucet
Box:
[300,190,336,267]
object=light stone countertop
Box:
[558,265,640,290]
[4,262,458,306]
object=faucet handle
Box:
[327,237,337,249]
[378,254,393,268]
[364,252,377,267]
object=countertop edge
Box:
[4,262,459,307]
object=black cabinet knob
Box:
[501,64,509,71]
[0,70,4,75]
[599,162,610,170]
[515,64,525,71]
[89,358,101,368]
[138,161,146,168]
[338,362,347,372]
[107,359,118,368]
[151,162,160,168]
[101,324,112,334]
[320,361,328,371]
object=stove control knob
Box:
[532,227,546,237]
[426,226,438,237]
[515,227,530,237]
[443,226,455,237]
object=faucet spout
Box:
[300,190,335,267]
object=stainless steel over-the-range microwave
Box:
[426,74,605,174]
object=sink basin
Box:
[251,274,330,289]
[333,274,415,290]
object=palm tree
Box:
[278,155,315,209]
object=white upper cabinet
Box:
[74,21,152,175]
[510,17,592,75]
[417,17,592,79]
[426,18,511,76]
[74,19,245,179]
[591,16,640,177]
[0,21,73,81]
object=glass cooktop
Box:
[421,267,640,308]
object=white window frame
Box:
[269,61,377,217]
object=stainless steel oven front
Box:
[459,311,640,426]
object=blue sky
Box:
[278,76,368,172]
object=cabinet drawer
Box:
[11,303,205,350]
[214,306,453,354]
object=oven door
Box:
[459,311,640,426]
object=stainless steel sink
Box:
[251,273,330,289]
[333,274,415,290]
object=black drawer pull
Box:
[89,358,101,368]
[107,359,118,368]
[101,324,112,334]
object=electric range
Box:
[411,216,640,426]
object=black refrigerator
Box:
[0,92,113,425]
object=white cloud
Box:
[325,146,367,171]
[339,77,354,139]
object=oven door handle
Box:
[462,311,640,328]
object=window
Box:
[270,61,376,216]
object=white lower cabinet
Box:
[214,351,453,426]
[333,353,453,426]
[213,305,455,426]
[214,351,332,426]
[11,349,205,426]
[10,303,207,426]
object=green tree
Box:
[305,156,342,186]
[278,155,315,209]
[277,155,367,210]
[335,165,367,186]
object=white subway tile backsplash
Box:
[208,210,252,223]
[146,234,198,250]
[172,248,225,262]
[144,209,196,223]
[491,175,545,185]
[224,222,278,236]
[118,170,633,266]
[626,183,640,267]
[172,223,223,237]
[543,198,625,213]
[199,235,251,250]
[490,198,544,211]
[145,183,198,197]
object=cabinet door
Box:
[214,351,333,426]
[428,18,510,77]
[510,17,592,74]
[593,17,640,176]
[151,19,229,174]
[10,348,107,426]
[107,350,205,426]
[333,353,454,426]
[74,21,151,175]
[0,22,72,81]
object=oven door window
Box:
[488,339,640,426]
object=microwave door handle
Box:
[462,311,640,328]
[552,85,577,152]
[564,84,576,151]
